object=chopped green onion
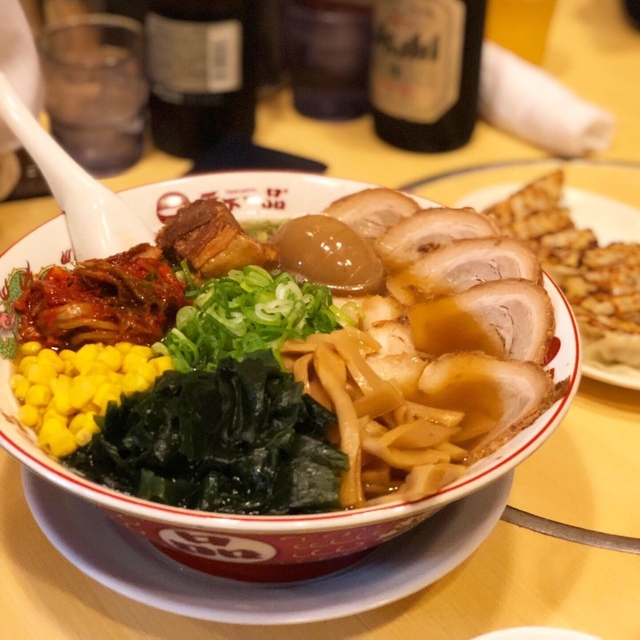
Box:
[159,265,352,372]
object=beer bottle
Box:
[370,0,487,152]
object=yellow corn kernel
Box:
[41,408,68,428]
[83,401,101,415]
[121,371,150,395]
[107,370,123,384]
[69,376,99,410]
[87,413,100,434]
[26,362,58,386]
[130,344,153,359]
[69,411,98,435]
[12,377,31,401]
[68,413,85,434]
[18,355,38,375]
[121,351,149,374]
[115,342,133,355]
[58,349,76,362]
[74,428,95,447]
[79,361,111,378]
[97,345,124,372]
[137,362,158,384]
[51,433,77,457]
[19,341,42,356]
[38,418,76,457]
[17,404,40,428]
[38,417,66,438]
[74,343,101,369]
[52,388,74,417]
[151,356,174,375]
[93,382,121,413]
[49,374,72,393]
[87,376,109,394]
[37,348,65,373]
[62,360,75,376]
[9,373,25,391]
[25,384,52,407]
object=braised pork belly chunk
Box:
[156,199,279,282]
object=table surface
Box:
[2,1,640,638]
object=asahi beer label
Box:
[146,13,242,97]
[371,0,466,123]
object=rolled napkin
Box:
[479,41,615,157]
[0,0,43,154]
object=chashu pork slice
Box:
[367,319,416,357]
[417,351,567,464]
[375,207,499,271]
[323,188,420,240]
[408,279,555,364]
[359,294,406,330]
[387,236,543,304]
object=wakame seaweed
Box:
[62,351,348,515]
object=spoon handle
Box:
[0,71,153,260]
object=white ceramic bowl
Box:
[0,171,581,583]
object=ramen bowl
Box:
[0,171,581,583]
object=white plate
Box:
[455,183,640,391]
[402,159,640,391]
[23,467,512,625]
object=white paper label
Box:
[146,13,242,95]
[371,0,466,123]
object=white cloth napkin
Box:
[0,0,43,154]
[479,41,615,158]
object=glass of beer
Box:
[484,0,558,65]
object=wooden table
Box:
[2,1,640,638]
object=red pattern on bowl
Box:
[105,507,433,582]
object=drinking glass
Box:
[484,0,557,65]
[36,13,149,176]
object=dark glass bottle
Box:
[145,0,258,159]
[370,0,487,152]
